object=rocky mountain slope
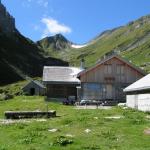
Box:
[36,34,73,58]
[38,15,150,72]
[37,34,72,51]
[0,2,68,85]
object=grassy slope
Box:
[0,96,150,150]
[39,16,150,72]
[67,20,150,71]
[0,80,27,96]
[0,78,42,95]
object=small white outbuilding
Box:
[124,74,150,111]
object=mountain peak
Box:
[50,34,70,43]
[37,34,72,51]
[54,33,65,38]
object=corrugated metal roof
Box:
[43,66,82,84]
[124,74,150,92]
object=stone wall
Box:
[0,1,15,34]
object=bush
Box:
[0,93,14,101]
[52,136,73,146]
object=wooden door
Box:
[106,84,113,100]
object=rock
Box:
[94,117,98,119]
[65,134,74,137]
[48,128,59,132]
[145,115,150,119]
[35,119,47,122]
[104,116,123,119]
[144,128,150,135]
[85,129,91,133]
[123,107,128,110]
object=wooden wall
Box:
[80,57,143,83]
[46,84,77,99]
[79,57,144,102]
[23,82,45,96]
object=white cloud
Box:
[41,17,72,38]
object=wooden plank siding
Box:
[46,84,78,99]
[22,81,45,96]
[79,57,144,102]
[80,58,143,83]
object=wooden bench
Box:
[5,111,56,119]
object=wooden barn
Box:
[22,80,46,96]
[43,66,81,99]
[78,55,145,103]
[124,74,150,111]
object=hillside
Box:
[0,2,68,85]
[38,15,150,72]
[0,32,68,85]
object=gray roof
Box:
[23,80,45,89]
[124,74,150,92]
[33,80,46,88]
[43,66,82,84]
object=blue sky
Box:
[2,0,150,44]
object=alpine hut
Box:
[43,66,81,99]
[22,80,46,96]
[78,55,145,104]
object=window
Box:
[104,64,112,74]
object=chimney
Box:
[80,58,85,70]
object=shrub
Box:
[19,137,33,144]
[52,136,73,146]
[0,93,13,101]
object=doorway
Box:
[106,84,113,100]
[30,88,35,95]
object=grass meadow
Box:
[0,96,150,150]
